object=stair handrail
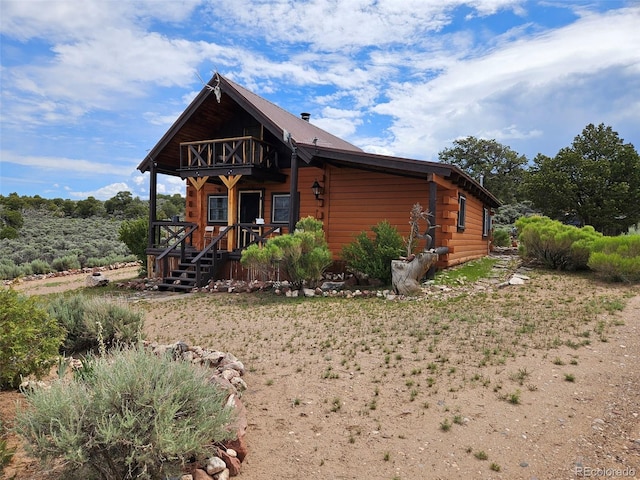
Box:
[191,225,235,264]
[191,225,234,287]
[156,224,198,262]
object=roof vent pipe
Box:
[300,112,310,122]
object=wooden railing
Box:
[152,221,197,276]
[180,136,278,170]
[151,221,197,251]
[151,221,286,285]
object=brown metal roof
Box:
[220,76,363,152]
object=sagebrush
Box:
[47,294,144,354]
[15,345,235,480]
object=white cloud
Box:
[157,176,187,196]
[70,182,131,200]
[371,6,640,159]
[214,0,524,51]
[0,150,130,175]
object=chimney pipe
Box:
[300,112,310,122]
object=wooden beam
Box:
[220,174,242,190]
[220,175,242,250]
[188,176,209,190]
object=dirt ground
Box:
[2,265,639,480]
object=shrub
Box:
[48,294,144,354]
[15,345,235,480]
[0,259,24,280]
[516,216,602,270]
[29,259,52,275]
[241,216,332,287]
[341,221,404,284]
[1,209,24,229]
[0,226,18,240]
[118,217,149,265]
[492,228,511,247]
[51,254,81,272]
[85,254,137,268]
[587,235,640,282]
[0,290,65,389]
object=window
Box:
[208,195,228,223]
[271,194,290,224]
[482,207,491,237]
[457,195,466,231]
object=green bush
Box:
[0,226,18,240]
[587,235,640,282]
[0,259,25,280]
[15,345,235,480]
[118,217,149,265]
[29,259,52,275]
[341,221,404,284]
[492,228,511,247]
[85,254,137,267]
[0,290,65,389]
[48,294,144,354]
[51,254,81,272]
[516,216,602,270]
[241,216,332,288]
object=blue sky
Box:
[1,0,639,200]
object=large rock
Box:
[206,456,227,475]
[86,272,109,287]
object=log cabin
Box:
[137,73,500,290]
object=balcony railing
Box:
[180,136,278,170]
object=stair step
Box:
[157,283,198,292]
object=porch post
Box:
[148,161,158,248]
[288,145,298,234]
[427,176,437,279]
[220,175,242,252]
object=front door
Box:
[238,191,263,248]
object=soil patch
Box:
[2,267,639,480]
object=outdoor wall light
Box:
[311,179,323,199]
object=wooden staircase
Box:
[158,247,229,292]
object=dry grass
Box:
[139,269,639,479]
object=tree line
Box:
[2,122,639,239]
[438,123,640,236]
[0,192,184,240]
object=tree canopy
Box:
[523,123,640,235]
[438,136,528,204]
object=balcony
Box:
[179,136,285,182]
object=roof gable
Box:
[220,76,362,152]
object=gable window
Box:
[208,195,228,223]
[482,207,491,237]
[271,194,290,224]
[457,195,466,231]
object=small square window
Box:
[271,194,290,224]
[457,195,467,231]
[208,195,228,223]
